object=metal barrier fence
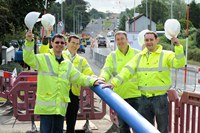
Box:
[171,66,200,92]
[93,50,200,92]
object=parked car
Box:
[97,37,107,47]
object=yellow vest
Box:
[63,50,94,96]
[100,46,141,99]
[39,44,94,96]
[23,41,96,116]
[111,44,186,97]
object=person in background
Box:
[99,31,141,133]
[104,31,186,133]
[65,35,93,133]
[24,30,103,133]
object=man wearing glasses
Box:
[39,34,94,133]
[24,31,101,133]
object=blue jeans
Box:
[138,94,169,133]
[117,97,140,133]
[40,115,64,133]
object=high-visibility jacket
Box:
[23,40,96,116]
[99,45,141,99]
[39,44,94,96]
[111,44,186,97]
[39,43,50,53]
[64,50,94,96]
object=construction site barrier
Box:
[168,89,200,133]
[0,71,12,99]
[6,72,106,123]
[109,108,119,126]
[9,81,38,121]
[78,86,106,120]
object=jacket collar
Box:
[116,44,131,55]
[141,44,163,55]
[49,49,65,58]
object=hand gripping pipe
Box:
[91,85,160,133]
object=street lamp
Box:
[170,0,173,19]
[73,5,85,34]
[41,0,48,40]
[61,0,64,33]
[184,0,192,90]
[76,11,83,34]
[146,0,149,29]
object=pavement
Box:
[0,103,114,133]
[0,47,117,133]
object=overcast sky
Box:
[85,0,141,13]
[84,0,200,13]
[56,0,200,13]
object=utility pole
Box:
[184,0,192,91]
[171,0,173,18]
[61,0,64,33]
[149,1,152,30]
[73,5,85,33]
[146,0,148,29]
[133,0,136,32]
[42,0,47,40]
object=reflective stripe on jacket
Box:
[64,51,94,96]
[111,44,186,97]
[23,40,96,116]
[39,44,94,96]
[99,45,141,99]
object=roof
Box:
[128,14,155,24]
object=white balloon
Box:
[24,11,41,30]
[138,29,150,46]
[41,14,55,30]
[164,19,181,39]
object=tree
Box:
[136,0,168,23]
[172,0,186,19]
[119,15,126,31]
[89,8,105,19]
[196,29,200,48]
[189,1,200,28]
[179,18,194,30]
[0,0,56,45]
[49,0,90,33]
[0,2,10,39]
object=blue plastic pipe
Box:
[92,85,160,133]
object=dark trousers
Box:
[117,97,139,133]
[40,115,64,133]
[66,90,80,133]
[138,94,169,133]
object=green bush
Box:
[0,62,23,74]
[159,36,171,50]
[188,48,200,62]
[156,22,164,31]
[196,29,200,48]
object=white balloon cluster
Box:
[164,19,181,40]
[24,11,55,31]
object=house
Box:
[125,14,156,32]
